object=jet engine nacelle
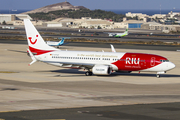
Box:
[92,65,112,75]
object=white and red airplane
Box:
[24,19,175,78]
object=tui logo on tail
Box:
[28,35,38,45]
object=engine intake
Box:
[92,65,112,75]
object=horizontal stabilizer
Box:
[27,49,37,66]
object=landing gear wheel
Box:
[85,71,92,76]
[85,72,89,76]
[156,74,160,78]
[89,72,93,76]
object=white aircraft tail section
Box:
[24,19,57,51]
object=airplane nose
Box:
[168,62,176,70]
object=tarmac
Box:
[0,43,180,120]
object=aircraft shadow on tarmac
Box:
[36,69,85,77]
[7,49,27,53]
[39,69,180,78]
[110,72,180,78]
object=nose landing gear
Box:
[156,71,166,78]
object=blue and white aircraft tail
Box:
[46,37,70,48]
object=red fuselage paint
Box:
[29,46,54,55]
[112,53,167,71]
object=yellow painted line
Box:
[41,119,66,120]
[0,71,17,73]
[0,110,21,113]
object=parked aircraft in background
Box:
[108,29,128,38]
[24,19,175,78]
[46,37,70,48]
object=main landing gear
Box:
[85,71,93,76]
[156,74,160,78]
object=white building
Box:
[13,20,43,26]
[151,14,166,19]
[126,12,149,19]
[0,14,32,24]
[52,17,114,29]
[168,11,180,18]
[80,20,113,29]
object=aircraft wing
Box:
[110,44,116,52]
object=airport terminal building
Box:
[0,14,32,24]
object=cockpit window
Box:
[160,60,169,62]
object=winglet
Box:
[110,44,116,52]
[27,49,37,66]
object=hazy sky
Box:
[0,0,180,10]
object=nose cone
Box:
[168,62,176,70]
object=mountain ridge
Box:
[23,1,88,14]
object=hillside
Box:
[28,9,125,22]
[23,1,87,14]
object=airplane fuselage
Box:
[24,19,175,77]
[30,46,175,73]
[109,33,127,38]
[46,41,63,46]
